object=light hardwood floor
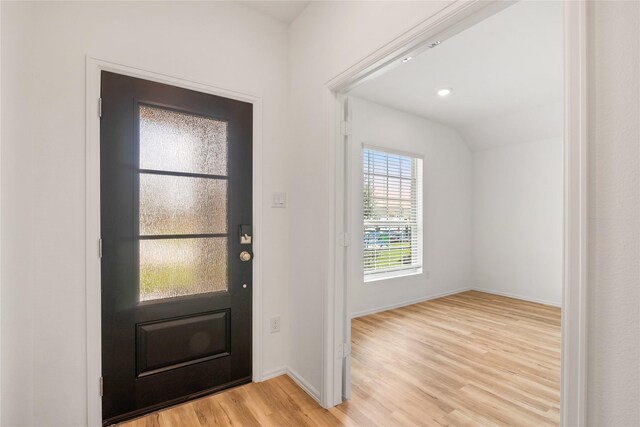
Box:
[120,291,561,426]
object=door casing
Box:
[323,3,588,427]
[85,57,264,427]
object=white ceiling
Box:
[459,100,563,151]
[349,1,564,150]
[238,1,310,24]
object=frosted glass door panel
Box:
[138,104,229,302]
[139,238,228,301]
[140,174,227,235]
[139,105,228,176]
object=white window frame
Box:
[362,144,423,282]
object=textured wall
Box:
[587,1,640,425]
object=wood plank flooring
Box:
[120,291,561,426]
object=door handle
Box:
[239,251,252,262]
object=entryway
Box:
[100,71,254,424]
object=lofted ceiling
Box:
[349,1,564,151]
[238,1,310,24]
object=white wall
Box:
[291,3,640,423]
[1,2,36,425]
[348,96,564,315]
[349,97,472,317]
[288,0,453,397]
[1,1,638,426]
[460,101,563,151]
[0,2,291,425]
[587,1,640,425]
[473,138,563,306]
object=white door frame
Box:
[84,57,264,426]
[322,2,588,426]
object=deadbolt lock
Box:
[239,224,252,244]
[239,251,252,262]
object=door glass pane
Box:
[138,104,229,302]
[139,104,228,176]
[140,174,227,235]
[139,238,227,302]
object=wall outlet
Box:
[270,316,281,333]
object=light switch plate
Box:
[272,192,286,208]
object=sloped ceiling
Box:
[349,1,564,151]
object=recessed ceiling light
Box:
[437,88,452,97]
[401,56,412,63]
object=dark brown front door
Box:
[100,71,253,425]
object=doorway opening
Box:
[327,1,587,425]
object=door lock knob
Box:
[239,251,252,262]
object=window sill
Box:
[364,268,423,283]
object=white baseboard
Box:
[286,367,321,403]
[260,366,287,381]
[351,287,472,318]
[257,366,321,404]
[471,287,562,308]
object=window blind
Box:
[363,147,422,278]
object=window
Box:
[363,147,422,280]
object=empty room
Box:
[343,2,564,424]
[1,1,638,426]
